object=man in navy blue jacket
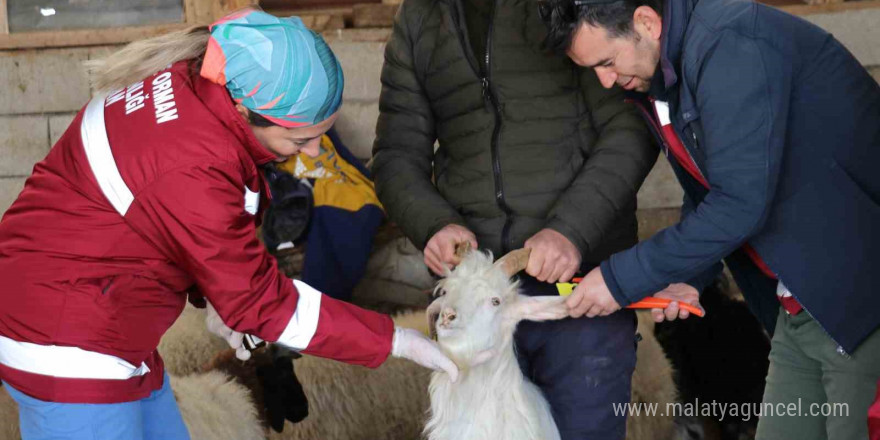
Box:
[538,0,880,437]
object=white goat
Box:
[425,249,569,440]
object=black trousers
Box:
[514,274,637,440]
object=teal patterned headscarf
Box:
[201,9,344,127]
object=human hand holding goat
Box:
[424,224,478,276]
[523,228,581,283]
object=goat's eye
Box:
[437,289,446,297]
[491,297,501,306]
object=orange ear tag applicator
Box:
[555,278,705,318]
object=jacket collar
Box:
[653,0,698,92]
[190,65,278,166]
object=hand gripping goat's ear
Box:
[495,248,569,322]
[508,296,569,322]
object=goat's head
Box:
[427,248,569,366]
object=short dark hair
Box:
[248,110,276,127]
[538,0,663,54]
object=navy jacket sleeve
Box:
[681,194,723,293]
[601,33,790,305]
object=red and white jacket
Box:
[0,62,393,404]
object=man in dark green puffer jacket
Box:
[372,0,656,437]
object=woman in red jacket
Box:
[0,9,456,440]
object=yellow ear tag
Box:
[555,283,577,296]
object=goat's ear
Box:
[508,295,569,322]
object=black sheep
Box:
[654,277,771,440]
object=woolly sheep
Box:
[629,311,680,440]
[0,309,429,440]
[173,370,266,440]
[159,303,230,376]
[0,385,20,440]
[177,309,432,440]
[196,309,680,440]
[0,290,678,440]
[0,370,264,440]
[655,278,769,439]
[163,306,431,440]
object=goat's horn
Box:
[453,241,471,261]
[426,298,443,341]
[493,248,531,277]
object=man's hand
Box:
[650,283,703,323]
[566,267,621,318]
[524,228,582,283]
[424,224,478,276]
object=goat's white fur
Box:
[425,251,568,440]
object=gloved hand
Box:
[205,301,252,361]
[391,327,459,382]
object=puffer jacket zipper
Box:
[449,0,512,253]
[482,0,514,254]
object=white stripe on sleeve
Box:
[275,280,323,350]
[81,93,135,216]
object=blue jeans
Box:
[515,275,637,440]
[3,373,190,440]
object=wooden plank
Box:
[184,0,200,24]
[352,3,398,28]
[184,0,214,25]
[760,0,811,8]
[0,24,189,50]
[211,0,260,21]
[778,0,880,15]
[322,27,392,42]
[266,6,354,28]
[0,0,8,35]
[224,0,260,11]
[0,0,262,50]
[262,0,378,9]
[264,6,354,19]
[300,14,346,31]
